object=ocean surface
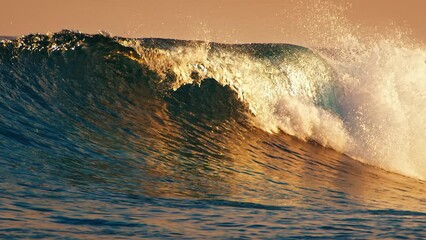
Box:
[0,31,425,239]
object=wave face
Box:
[0,31,425,238]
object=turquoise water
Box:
[0,32,425,239]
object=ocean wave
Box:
[1,30,425,180]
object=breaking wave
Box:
[1,30,425,180]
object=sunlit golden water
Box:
[0,32,425,239]
[1,79,425,238]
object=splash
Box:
[322,37,426,179]
[293,0,426,179]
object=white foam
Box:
[324,38,426,180]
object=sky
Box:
[1,0,425,45]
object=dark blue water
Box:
[0,31,425,239]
